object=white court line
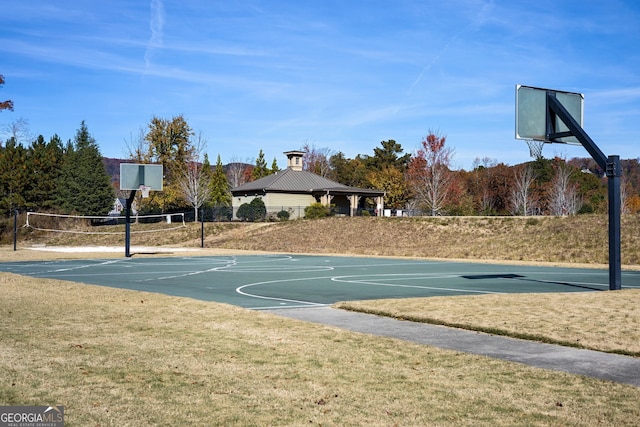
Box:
[236,277,333,308]
[137,258,239,282]
[35,259,123,274]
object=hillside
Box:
[205,215,640,266]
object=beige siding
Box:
[266,193,315,208]
[265,193,316,219]
[232,193,317,219]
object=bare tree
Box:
[621,176,630,215]
[1,117,32,146]
[407,130,454,216]
[124,127,149,162]
[510,164,537,215]
[226,155,251,188]
[472,156,498,214]
[302,142,333,177]
[177,131,211,222]
[549,162,581,215]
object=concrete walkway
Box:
[271,306,640,388]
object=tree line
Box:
[297,136,640,216]
[3,119,640,219]
[2,68,640,219]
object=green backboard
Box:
[119,163,163,191]
[516,84,584,144]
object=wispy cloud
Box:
[144,0,165,69]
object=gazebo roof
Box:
[231,168,384,196]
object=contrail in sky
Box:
[144,0,165,68]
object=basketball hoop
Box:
[139,185,151,198]
[525,139,545,160]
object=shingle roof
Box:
[231,168,383,195]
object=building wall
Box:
[232,193,316,220]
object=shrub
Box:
[276,210,290,221]
[304,203,330,220]
[236,198,266,222]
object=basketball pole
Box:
[125,189,137,258]
[546,93,622,290]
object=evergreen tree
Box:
[368,140,411,171]
[0,137,27,213]
[210,154,231,207]
[24,134,63,210]
[251,149,269,180]
[56,121,114,215]
[271,157,280,173]
[201,152,213,190]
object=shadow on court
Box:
[461,273,605,292]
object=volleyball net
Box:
[25,212,187,235]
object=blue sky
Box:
[2,0,639,170]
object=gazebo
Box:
[231,151,385,219]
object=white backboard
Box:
[516,85,584,144]
[119,163,163,191]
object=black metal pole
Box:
[13,209,18,251]
[607,156,622,290]
[200,207,204,248]
[125,190,136,257]
[547,93,622,290]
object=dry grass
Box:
[2,273,640,426]
[14,214,640,266]
[336,290,640,356]
[205,215,640,266]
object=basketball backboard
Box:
[119,163,163,191]
[515,84,584,145]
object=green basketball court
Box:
[1,254,637,309]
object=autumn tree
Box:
[406,130,454,216]
[329,152,369,188]
[367,167,408,210]
[145,115,194,174]
[138,115,195,212]
[0,74,13,113]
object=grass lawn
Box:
[2,269,640,426]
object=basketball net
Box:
[525,139,545,160]
[139,185,151,198]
